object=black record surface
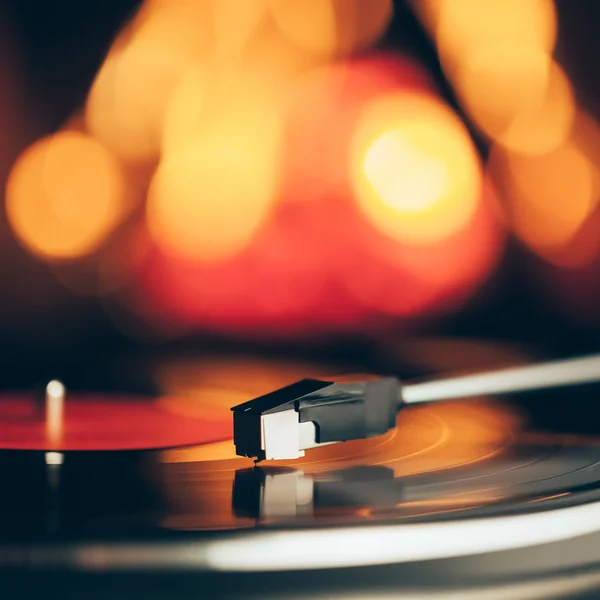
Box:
[3,340,600,600]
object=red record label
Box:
[0,393,232,451]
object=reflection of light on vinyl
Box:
[149,345,600,536]
[152,373,600,575]
[163,399,517,468]
[158,399,519,529]
[5,340,600,593]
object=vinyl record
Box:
[3,339,600,600]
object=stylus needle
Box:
[231,352,600,461]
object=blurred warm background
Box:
[0,0,599,384]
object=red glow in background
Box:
[0,0,598,350]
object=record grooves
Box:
[3,340,600,600]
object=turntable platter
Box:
[3,339,600,600]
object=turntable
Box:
[3,338,600,599]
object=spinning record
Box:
[3,339,600,585]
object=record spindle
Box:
[44,380,65,460]
[43,381,65,534]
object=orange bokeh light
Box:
[266,0,393,58]
[161,68,207,154]
[350,92,481,245]
[490,142,597,256]
[147,99,282,261]
[435,0,557,74]
[129,1,213,62]
[86,40,196,163]
[212,0,268,57]
[240,13,327,89]
[133,0,268,61]
[429,0,565,157]
[456,50,574,155]
[6,131,125,260]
